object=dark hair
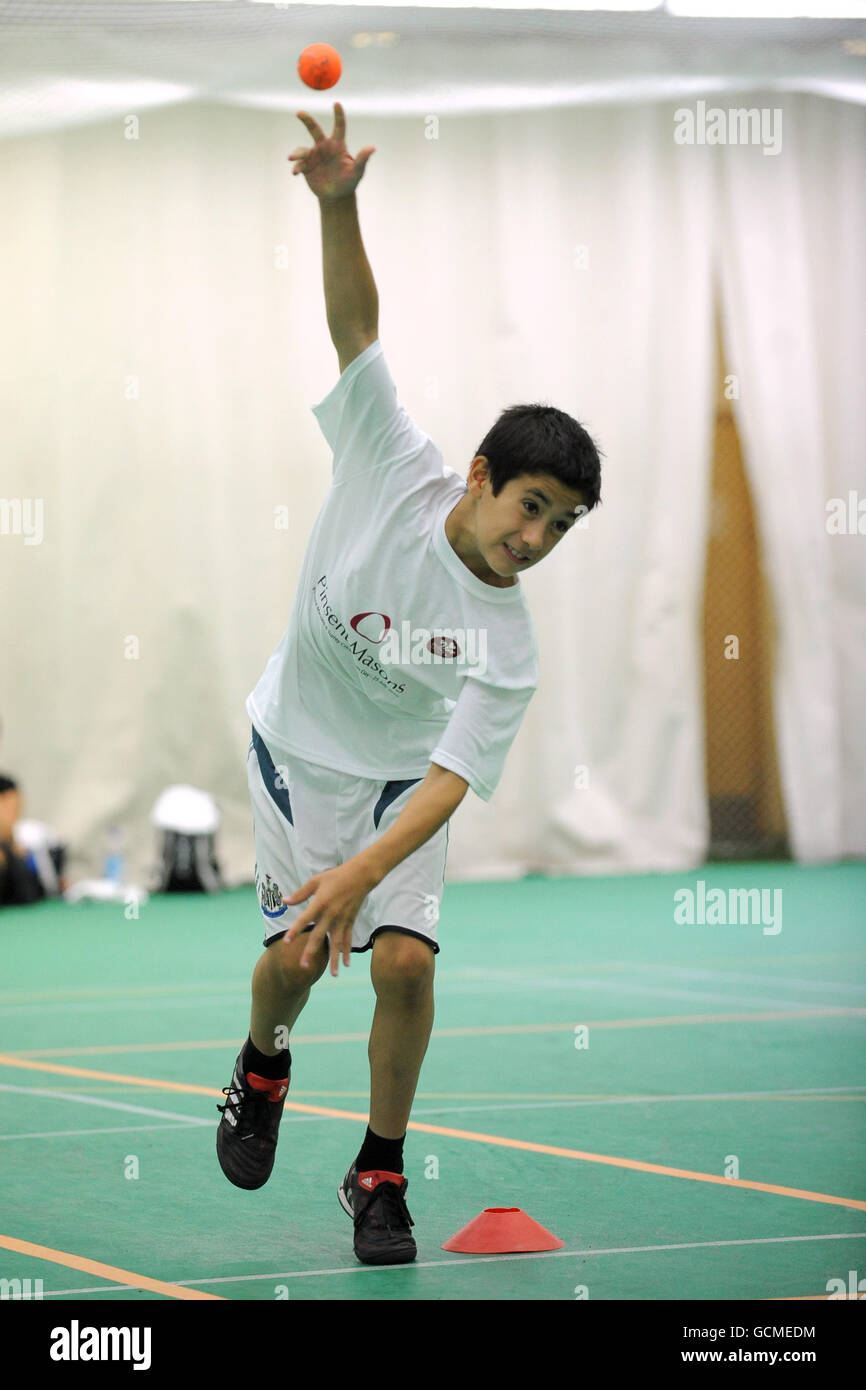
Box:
[472,404,602,513]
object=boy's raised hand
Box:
[289,101,375,202]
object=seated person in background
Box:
[0,774,44,907]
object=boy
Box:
[217,103,602,1267]
[0,775,44,907]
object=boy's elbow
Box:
[430,762,469,805]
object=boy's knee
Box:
[371,931,435,996]
[268,929,329,985]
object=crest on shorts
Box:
[256,867,287,918]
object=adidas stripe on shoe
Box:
[338,1164,417,1266]
[216,1049,289,1190]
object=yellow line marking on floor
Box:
[770,1294,862,1300]
[7,1084,866,1106]
[8,1006,865,1059]
[0,1234,224,1300]
[0,1053,371,1113]
[2,1053,864,1213]
[402,1122,866,1212]
[770,1295,823,1300]
[10,1086,866,1102]
[1,951,863,1007]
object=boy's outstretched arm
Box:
[356,764,468,889]
[282,765,468,977]
[290,102,378,370]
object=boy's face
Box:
[463,457,587,581]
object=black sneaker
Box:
[338,1165,417,1265]
[216,1048,289,1190]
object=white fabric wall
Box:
[0,95,863,889]
[717,95,866,863]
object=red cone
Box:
[442,1207,564,1254]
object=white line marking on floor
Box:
[0,1123,202,1142]
[450,972,850,1011]
[9,1009,865,1059]
[0,981,251,1004]
[0,997,247,1018]
[4,1082,862,1134]
[0,1083,211,1126]
[410,1086,866,1117]
[36,1231,866,1296]
[3,976,862,1018]
[632,965,866,996]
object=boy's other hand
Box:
[289,101,375,202]
[282,859,376,976]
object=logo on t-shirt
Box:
[349,614,462,661]
[311,575,487,688]
[311,577,406,696]
[349,611,392,643]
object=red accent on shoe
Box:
[357,1169,404,1191]
[245,1072,289,1102]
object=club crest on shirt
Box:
[256,868,287,918]
[378,621,485,674]
[427,635,461,660]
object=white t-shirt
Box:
[246,341,539,801]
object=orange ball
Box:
[297,44,342,91]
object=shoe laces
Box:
[216,1077,272,1138]
[357,1179,415,1234]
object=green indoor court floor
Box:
[1,861,864,1302]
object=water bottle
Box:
[103,825,125,885]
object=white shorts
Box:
[247,726,446,954]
